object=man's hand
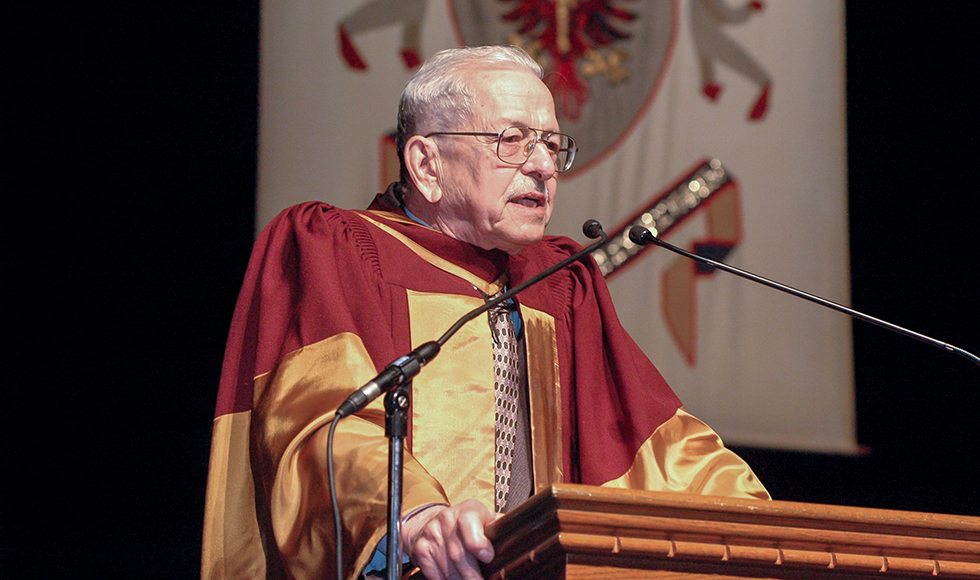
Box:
[400,500,497,580]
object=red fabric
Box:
[214,196,681,486]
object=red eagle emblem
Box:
[501,0,638,120]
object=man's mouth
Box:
[510,192,547,209]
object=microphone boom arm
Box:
[335,221,609,419]
[628,226,980,367]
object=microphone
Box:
[627,225,980,367]
[334,342,441,419]
[334,220,609,418]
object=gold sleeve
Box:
[254,333,449,580]
[601,408,770,500]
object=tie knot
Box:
[487,298,515,347]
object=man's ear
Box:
[404,135,443,204]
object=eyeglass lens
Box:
[496,126,575,172]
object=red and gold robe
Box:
[202,195,769,580]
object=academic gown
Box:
[201,194,769,580]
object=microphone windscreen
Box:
[583,219,604,239]
[628,225,652,245]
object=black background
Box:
[6,2,979,578]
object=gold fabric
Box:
[521,305,564,493]
[601,408,770,500]
[409,290,498,509]
[252,332,449,580]
[202,411,266,580]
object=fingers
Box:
[453,500,495,563]
[403,500,495,580]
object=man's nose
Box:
[521,139,557,180]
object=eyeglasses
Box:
[425,126,578,173]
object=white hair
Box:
[396,46,544,192]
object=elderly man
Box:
[202,46,768,580]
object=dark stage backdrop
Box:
[6,2,978,578]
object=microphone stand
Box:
[384,382,411,580]
[628,226,980,367]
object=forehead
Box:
[464,66,559,131]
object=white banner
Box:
[257,0,856,453]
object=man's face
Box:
[430,67,560,255]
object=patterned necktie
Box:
[489,298,521,512]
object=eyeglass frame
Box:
[424,125,578,173]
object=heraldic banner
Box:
[256,0,856,453]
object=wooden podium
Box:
[477,484,980,579]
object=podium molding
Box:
[478,484,980,579]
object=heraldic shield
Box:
[447,0,678,175]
